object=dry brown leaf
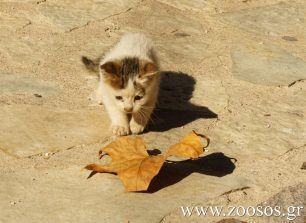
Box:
[85,131,210,192]
[98,137,148,161]
[165,131,210,159]
[85,137,165,192]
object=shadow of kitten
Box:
[147,71,218,132]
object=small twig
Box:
[36,0,46,4]
[221,186,251,196]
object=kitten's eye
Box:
[134,95,142,101]
[115,96,123,100]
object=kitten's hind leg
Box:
[90,83,104,105]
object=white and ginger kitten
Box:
[83,33,160,136]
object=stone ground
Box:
[0,0,305,222]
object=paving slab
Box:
[253,183,306,223]
[0,36,51,65]
[211,87,306,159]
[218,1,306,38]
[0,165,250,223]
[231,42,306,86]
[0,106,110,157]
[38,0,139,32]
[0,0,306,223]
[0,73,60,96]
[156,0,208,11]
[0,13,31,33]
[115,1,209,64]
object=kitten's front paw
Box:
[130,120,145,135]
[111,125,130,136]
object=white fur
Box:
[100,33,156,65]
[95,33,160,136]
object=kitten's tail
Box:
[81,56,100,74]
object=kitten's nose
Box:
[124,107,133,113]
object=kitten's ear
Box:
[100,61,120,76]
[140,61,158,78]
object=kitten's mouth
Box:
[123,109,134,114]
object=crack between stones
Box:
[288,79,305,87]
[277,143,306,158]
[66,7,133,33]
[16,20,32,31]
[0,146,19,159]
[13,136,113,160]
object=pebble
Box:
[282,36,298,41]
[43,152,50,159]
[10,200,21,206]
[34,93,42,98]
[10,201,16,205]
[301,162,306,170]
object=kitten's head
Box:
[100,57,159,114]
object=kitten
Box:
[83,33,160,136]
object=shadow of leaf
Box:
[146,152,236,193]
